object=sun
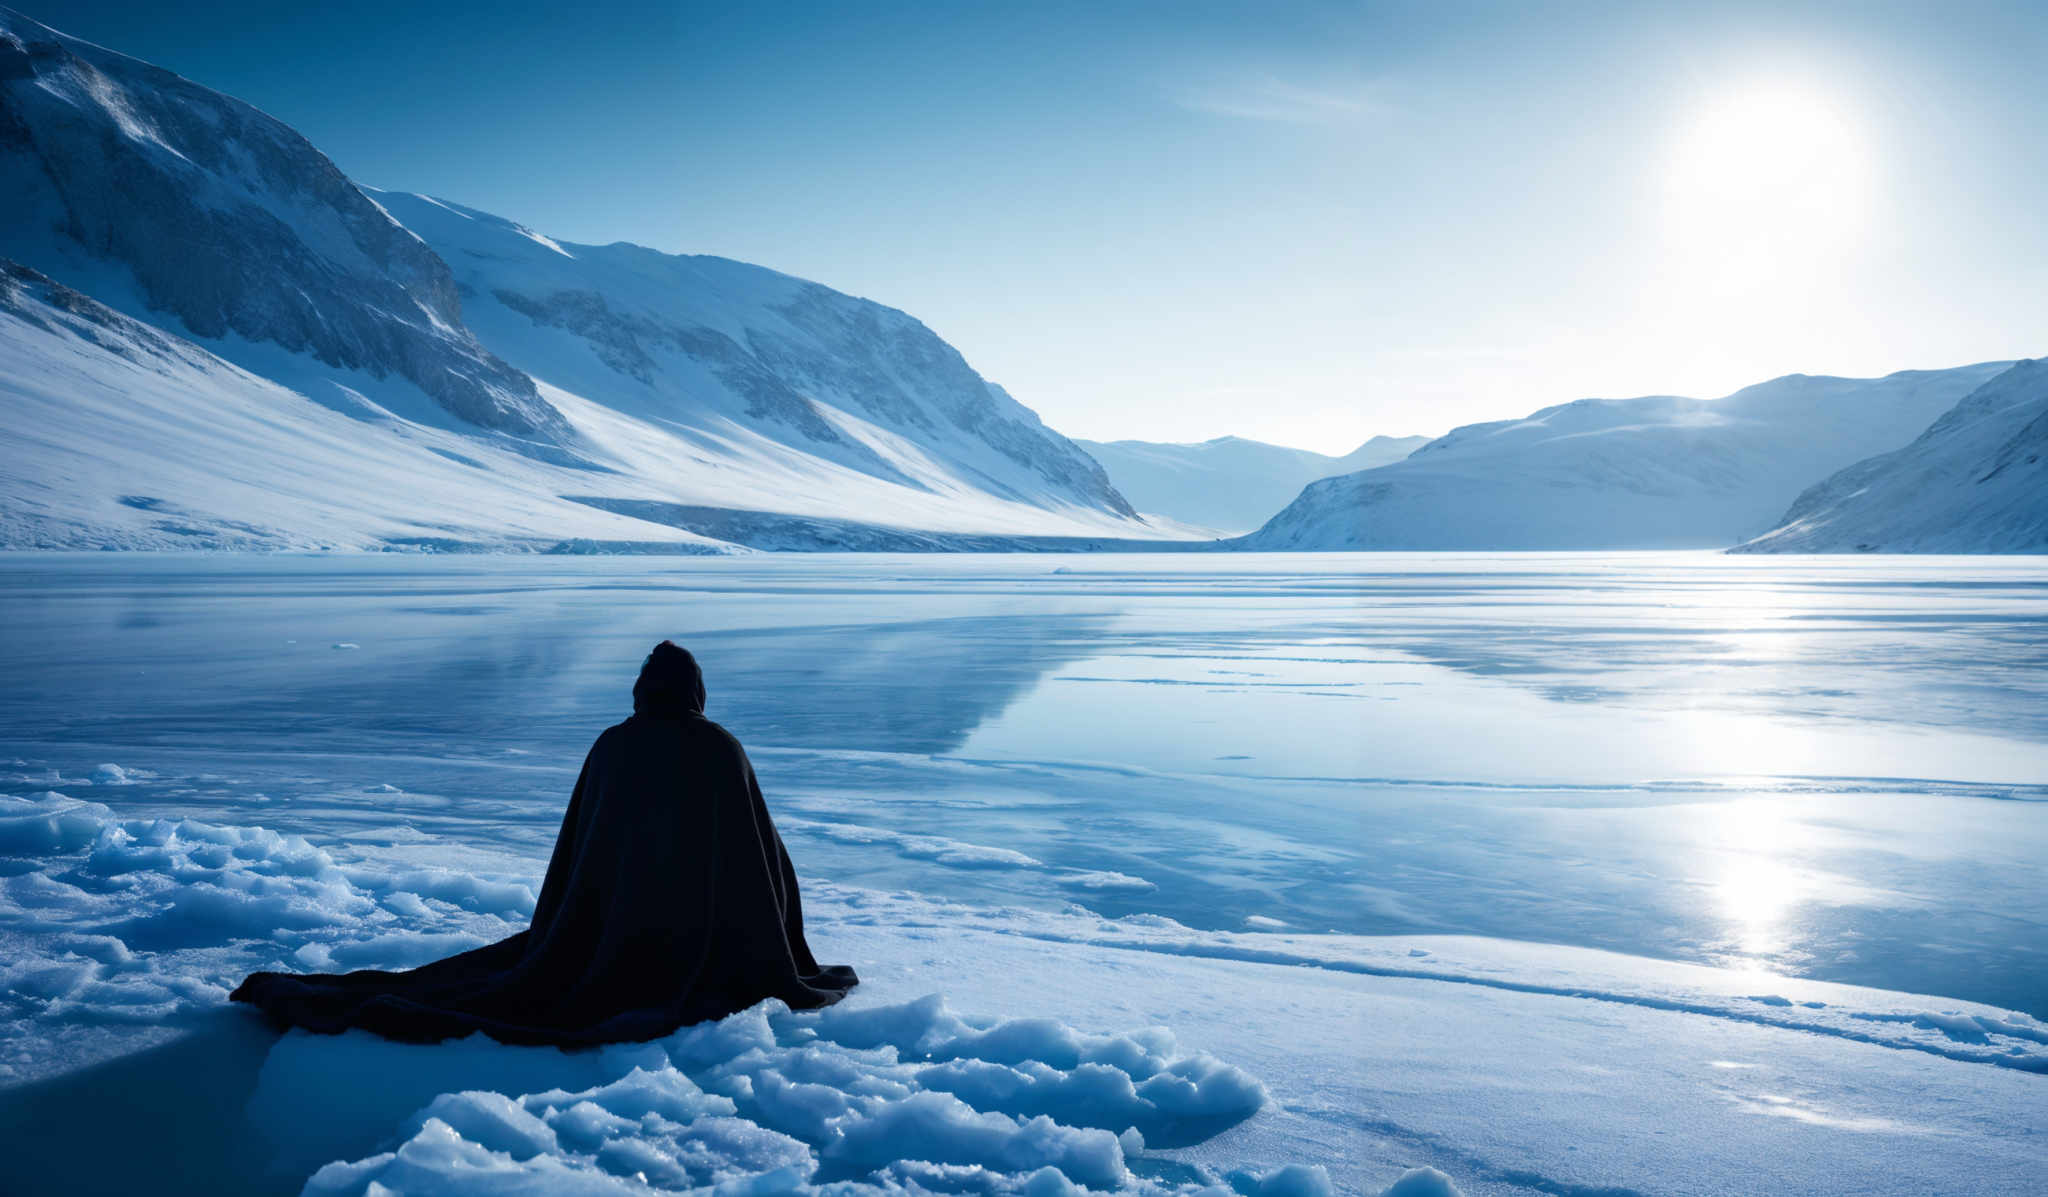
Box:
[1662,78,1872,288]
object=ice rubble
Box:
[286,995,1284,1196]
[0,791,1305,1194]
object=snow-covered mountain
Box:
[1076,434,1427,533]
[0,7,1156,551]
[0,9,562,441]
[1237,364,2012,550]
[1735,359,2048,553]
[0,260,742,550]
[371,191,1134,524]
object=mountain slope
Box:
[0,7,1163,550]
[1735,359,2048,553]
[0,7,563,440]
[1237,365,2012,550]
[0,255,1170,551]
[1076,434,1427,533]
[372,191,1136,523]
[0,259,734,550]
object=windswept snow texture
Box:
[1737,358,2048,553]
[1238,365,2011,549]
[0,8,560,439]
[1076,435,1429,534]
[372,190,1139,525]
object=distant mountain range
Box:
[1734,359,2047,553]
[1237,365,2015,550]
[1076,435,1428,533]
[0,6,2038,554]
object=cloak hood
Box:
[633,640,706,717]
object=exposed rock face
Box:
[0,8,564,439]
[1,257,199,374]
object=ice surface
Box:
[1,553,2045,1194]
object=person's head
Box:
[633,640,706,716]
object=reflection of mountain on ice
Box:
[1239,364,2011,549]
[0,7,1155,552]
[0,579,1105,766]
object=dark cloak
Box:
[230,643,857,1045]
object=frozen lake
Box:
[3,551,2044,1019]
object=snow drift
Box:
[1237,364,2011,550]
[1736,358,2048,553]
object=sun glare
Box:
[1663,78,1872,290]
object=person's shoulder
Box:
[666,715,747,766]
[606,713,744,753]
[688,715,747,752]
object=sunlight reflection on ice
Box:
[1709,798,1808,960]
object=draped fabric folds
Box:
[231,700,856,1045]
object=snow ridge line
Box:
[963,927,2048,1076]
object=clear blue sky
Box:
[28,0,2048,451]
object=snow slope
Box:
[0,7,1163,551]
[373,191,1137,524]
[1735,358,2048,553]
[0,259,1172,551]
[1238,365,2012,550]
[0,260,736,551]
[1076,435,1428,534]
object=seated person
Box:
[232,641,856,1044]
